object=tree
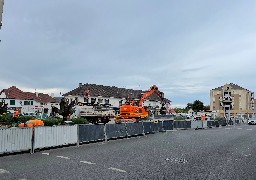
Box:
[192,100,204,112]
[203,105,210,111]
[185,103,193,111]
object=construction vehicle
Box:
[114,85,165,123]
[78,103,115,124]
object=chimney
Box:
[79,83,82,87]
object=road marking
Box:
[108,167,127,173]
[247,129,252,131]
[56,156,70,160]
[42,153,49,155]
[225,128,231,130]
[0,169,10,174]
[237,128,242,130]
[166,130,177,132]
[80,161,96,165]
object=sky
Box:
[0,0,256,108]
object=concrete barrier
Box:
[34,125,78,150]
[0,128,33,154]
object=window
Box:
[31,101,33,105]
[98,99,103,103]
[105,99,109,104]
[24,101,30,105]
[10,100,15,105]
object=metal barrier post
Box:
[77,125,80,147]
[104,124,108,142]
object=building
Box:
[63,83,172,113]
[210,83,254,117]
[0,86,59,115]
[0,0,3,30]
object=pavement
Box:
[1,124,256,180]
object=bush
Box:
[174,116,186,120]
[71,118,89,124]
[42,117,62,126]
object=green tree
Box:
[203,105,210,111]
[192,100,204,112]
[185,103,193,111]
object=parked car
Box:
[248,119,256,125]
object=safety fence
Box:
[0,120,241,155]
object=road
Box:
[1,124,256,180]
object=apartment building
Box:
[210,83,254,117]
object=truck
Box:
[78,103,115,124]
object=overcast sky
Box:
[0,0,256,107]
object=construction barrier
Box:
[105,123,127,139]
[34,125,78,150]
[0,128,33,154]
[191,121,203,129]
[174,121,191,129]
[202,121,207,128]
[151,121,160,133]
[126,122,144,136]
[162,120,174,130]
[143,121,153,134]
[154,115,174,119]
[207,121,216,128]
[79,124,105,142]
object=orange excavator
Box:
[114,85,164,123]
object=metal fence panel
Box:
[79,124,105,142]
[174,121,191,129]
[143,122,153,134]
[106,124,127,139]
[0,128,32,154]
[151,122,160,133]
[126,123,143,136]
[162,120,174,130]
[202,121,207,128]
[191,121,203,129]
[207,121,215,127]
[34,125,77,149]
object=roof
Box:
[63,83,171,103]
[0,86,56,103]
[212,83,250,91]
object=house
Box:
[0,86,59,116]
[63,83,172,114]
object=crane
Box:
[114,85,165,123]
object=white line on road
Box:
[237,128,242,130]
[56,156,70,160]
[42,153,49,155]
[247,129,252,131]
[0,169,10,174]
[108,167,127,173]
[80,161,96,165]
[225,128,231,130]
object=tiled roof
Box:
[63,83,171,103]
[1,86,56,103]
[212,83,249,91]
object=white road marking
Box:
[42,153,49,155]
[247,129,252,131]
[56,156,70,160]
[80,161,96,165]
[108,167,127,173]
[237,128,242,130]
[0,169,10,174]
[166,130,177,132]
[225,128,231,130]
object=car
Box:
[248,119,256,125]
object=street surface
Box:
[1,124,256,180]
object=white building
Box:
[0,86,59,116]
[0,0,4,30]
[63,83,172,115]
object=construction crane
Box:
[114,85,165,123]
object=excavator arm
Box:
[138,85,163,107]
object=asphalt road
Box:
[1,124,256,180]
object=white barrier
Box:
[202,121,207,128]
[0,128,33,154]
[191,121,203,129]
[34,125,78,150]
